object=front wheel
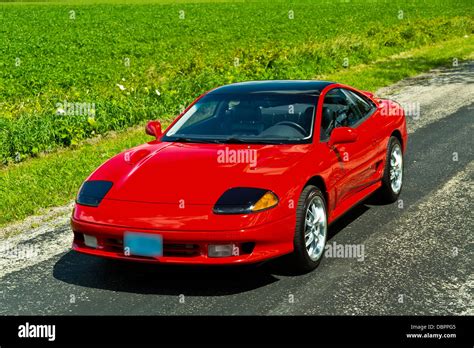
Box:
[287,185,328,273]
[378,136,404,203]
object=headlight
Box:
[213,187,279,214]
[76,180,113,207]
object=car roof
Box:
[207,80,335,95]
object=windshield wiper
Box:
[213,137,299,144]
[215,137,247,144]
[226,137,294,144]
[169,136,299,145]
[168,137,220,144]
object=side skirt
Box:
[328,181,382,224]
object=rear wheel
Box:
[378,136,403,203]
[287,185,328,273]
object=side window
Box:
[320,88,361,141]
[344,90,376,119]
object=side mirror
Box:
[145,120,162,138]
[328,127,358,146]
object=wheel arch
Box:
[303,175,329,209]
[391,129,404,151]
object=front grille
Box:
[103,237,123,252]
[163,243,200,257]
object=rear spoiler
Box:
[361,90,375,98]
[361,90,384,106]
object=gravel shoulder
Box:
[377,61,474,133]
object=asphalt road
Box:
[0,64,472,315]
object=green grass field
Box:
[1,0,473,164]
[0,0,473,228]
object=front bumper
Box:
[71,215,295,265]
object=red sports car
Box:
[71,80,407,272]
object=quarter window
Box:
[344,90,376,119]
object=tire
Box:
[287,185,328,273]
[377,136,404,203]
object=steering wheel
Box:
[335,107,350,127]
[274,121,308,136]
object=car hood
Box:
[89,141,310,205]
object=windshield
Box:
[162,93,318,144]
